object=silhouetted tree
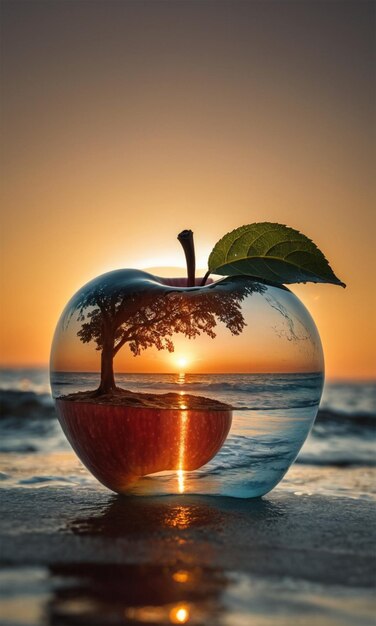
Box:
[71,276,264,395]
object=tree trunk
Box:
[96,331,116,395]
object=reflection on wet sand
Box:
[68,494,240,536]
[53,495,237,625]
[55,496,283,624]
[47,562,227,625]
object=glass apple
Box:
[50,268,325,497]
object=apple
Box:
[51,225,342,497]
[51,254,254,492]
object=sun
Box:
[176,356,189,370]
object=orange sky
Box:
[1,1,375,379]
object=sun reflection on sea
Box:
[177,372,186,385]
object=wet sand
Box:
[0,454,375,625]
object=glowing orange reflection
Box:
[125,604,190,623]
[177,469,185,494]
[172,570,190,583]
[177,406,188,493]
[164,506,192,529]
[170,604,190,624]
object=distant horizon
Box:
[50,369,323,376]
[1,364,374,383]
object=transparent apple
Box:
[50,269,324,498]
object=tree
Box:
[70,275,265,395]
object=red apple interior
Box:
[56,399,232,494]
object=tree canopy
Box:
[72,276,266,360]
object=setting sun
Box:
[176,356,189,370]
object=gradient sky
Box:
[1,0,375,379]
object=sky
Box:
[1,0,375,379]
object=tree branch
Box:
[113,332,134,355]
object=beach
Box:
[0,370,375,625]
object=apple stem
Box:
[177,230,196,287]
[200,271,211,286]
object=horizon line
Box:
[1,365,321,375]
[1,365,375,382]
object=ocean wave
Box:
[51,381,76,386]
[315,409,376,428]
[112,379,324,395]
[235,401,321,410]
[296,456,376,468]
[0,390,55,420]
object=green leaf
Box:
[208,223,345,287]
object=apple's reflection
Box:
[47,561,227,625]
[69,495,229,536]
[69,494,283,537]
[60,497,282,625]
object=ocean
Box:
[1,368,375,498]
